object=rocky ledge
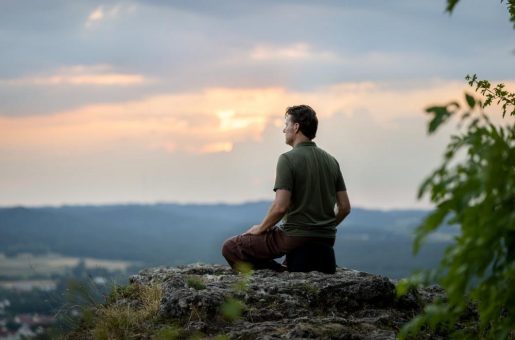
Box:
[127,264,448,339]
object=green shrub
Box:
[397,76,515,339]
[186,275,206,290]
[67,283,163,339]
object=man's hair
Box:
[285,105,318,140]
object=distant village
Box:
[0,260,128,339]
[0,283,57,339]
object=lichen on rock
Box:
[124,263,459,339]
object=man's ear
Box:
[293,122,300,133]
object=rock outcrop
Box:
[128,264,449,339]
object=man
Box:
[222,105,351,272]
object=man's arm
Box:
[244,189,291,235]
[334,190,351,226]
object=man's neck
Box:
[292,136,311,147]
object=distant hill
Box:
[0,202,454,278]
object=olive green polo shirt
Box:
[273,141,346,238]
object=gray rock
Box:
[127,264,455,339]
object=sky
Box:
[0,0,513,209]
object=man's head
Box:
[283,105,318,146]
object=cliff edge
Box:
[69,264,475,339]
[132,264,444,339]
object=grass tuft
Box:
[186,275,206,290]
[67,283,163,339]
[94,283,162,339]
[221,297,246,322]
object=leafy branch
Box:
[425,75,515,137]
[446,0,515,29]
[466,74,515,117]
[398,79,515,339]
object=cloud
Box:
[196,142,233,154]
[250,43,337,61]
[1,79,514,207]
[1,0,512,120]
[85,3,136,27]
[4,79,509,156]
[217,110,263,131]
[0,0,513,207]
[87,6,104,24]
[0,87,282,154]
[5,65,148,87]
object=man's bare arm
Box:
[334,190,351,226]
[244,189,291,235]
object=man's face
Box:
[283,114,297,146]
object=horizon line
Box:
[0,199,432,212]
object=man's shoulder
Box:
[320,148,340,163]
[314,145,335,157]
[282,146,339,169]
[280,148,303,165]
[303,144,338,161]
[282,144,334,157]
[280,147,302,160]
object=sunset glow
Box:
[5,65,148,86]
[4,80,512,155]
[0,1,512,208]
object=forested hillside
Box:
[0,203,451,278]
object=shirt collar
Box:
[294,141,316,148]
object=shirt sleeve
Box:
[273,154,293,192]
[335,161,347,192]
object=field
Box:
[0,253,136,278]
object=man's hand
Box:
[334,190,351,226]
[244,224,265,235]
[243,190,290,236]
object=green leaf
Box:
[445,0,460,14]
[465,93,476,109]
[398,315,427,340]
[412,18,515,339]
[221,298,246,321]
[395,279,411,297]
[426,106,453,134]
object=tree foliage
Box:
[396,2,515,338]
[445,0,515,29]
[398,76,515,339]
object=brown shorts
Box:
[221,227,335,272]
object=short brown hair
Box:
[285,105,318,140]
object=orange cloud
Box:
[195,142,233,154]
[0,87,285,154]
[5,65,148,87]
[1,80,513,155]
[85,4,135,27]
